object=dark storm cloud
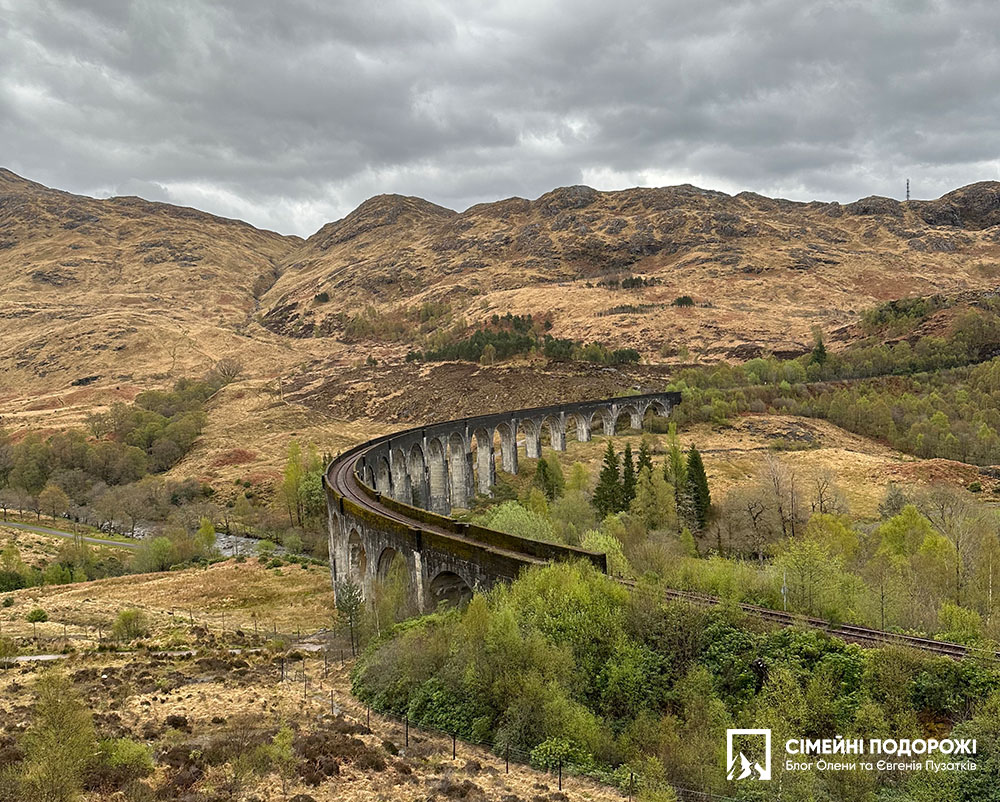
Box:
[2,0,999,235]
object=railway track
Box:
[329,436,548,567]
[623,582,976,659]
[327,425,983,663]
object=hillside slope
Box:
[2,169,999,435]
[0,169,301,400]
[263,182,1000,360]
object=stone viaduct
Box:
[324,391,681,611]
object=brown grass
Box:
[0,559,334,643]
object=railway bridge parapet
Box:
[325,391,680,611]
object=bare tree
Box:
[762,454,803,539]
[811,469,848,516]
[25,494,42,521]
[212,357,244,385]
[719,488,772,565]
[0,488,15,520]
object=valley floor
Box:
[0,560,627,802]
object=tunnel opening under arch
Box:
[429,571,473,608]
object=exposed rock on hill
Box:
[260,180,1000,361]
[3,168,1000,418]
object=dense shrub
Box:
[112,609,150,642]
[354,562,1000,799]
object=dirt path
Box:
[1,519,138,550]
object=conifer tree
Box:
[811,334,828,366]
[665,423,687,486]
[534,458,557,500]
[593,441,623,516]
[665,423,689,522]
[686,446,711,529]
[622,442,637,506]
[543,453,565,498]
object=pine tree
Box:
[679,527,698,557]
[534,458,556,500]
[878,482,907,519]
[665,423,686,485]
[593,441,623,516]
[335,579,364,656]
[637,438,654,475]
[811,335,828,366]
[544,453,565,498]
[622,442,637,506]
[686,446,711,530]
[665,422,688,517]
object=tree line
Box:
[352,561,1000,801]
[668,298,1000,464]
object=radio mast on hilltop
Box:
[906,179,910,201]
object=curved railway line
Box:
[326,400,985,662]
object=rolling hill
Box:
[2,168,999,443]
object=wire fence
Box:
[275,649,742,802]
[2,627,740,802]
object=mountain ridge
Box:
[2,167,1000,425]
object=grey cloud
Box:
[1,0,999,235]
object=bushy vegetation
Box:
[353,561,1000,799]
[406,312,640,365]
[595,275,660,289]
[0,374,331,594]
[347,295,1000,800]
[860,295,950,335]
[0,670,154,801]
[1,538,128,590]
[597,303,663,316]
[337,301,456,343]
[0,377,218,523]
[668,298,1000,463]
[460,425,1000,644]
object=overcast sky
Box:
[2,0,999,236]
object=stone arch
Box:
[542,414,566,451]
[598,407,617,436]
[495,421,519,475]
[448,431,473,509]
[374,547,414,617]
[566,411,593,443]
[649,399,672,417]
[407,443,429,509]
[609,404,641,433]
[427,437,450,514]
[518,418,542,458]
[376,546,403,582]
[390,447,411,503]
[348,528,367,585]
[375,455,392,495]
[429,570,473,608]
[642,400,670,432]
[361,463,376,489]
[472,427,496,495]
